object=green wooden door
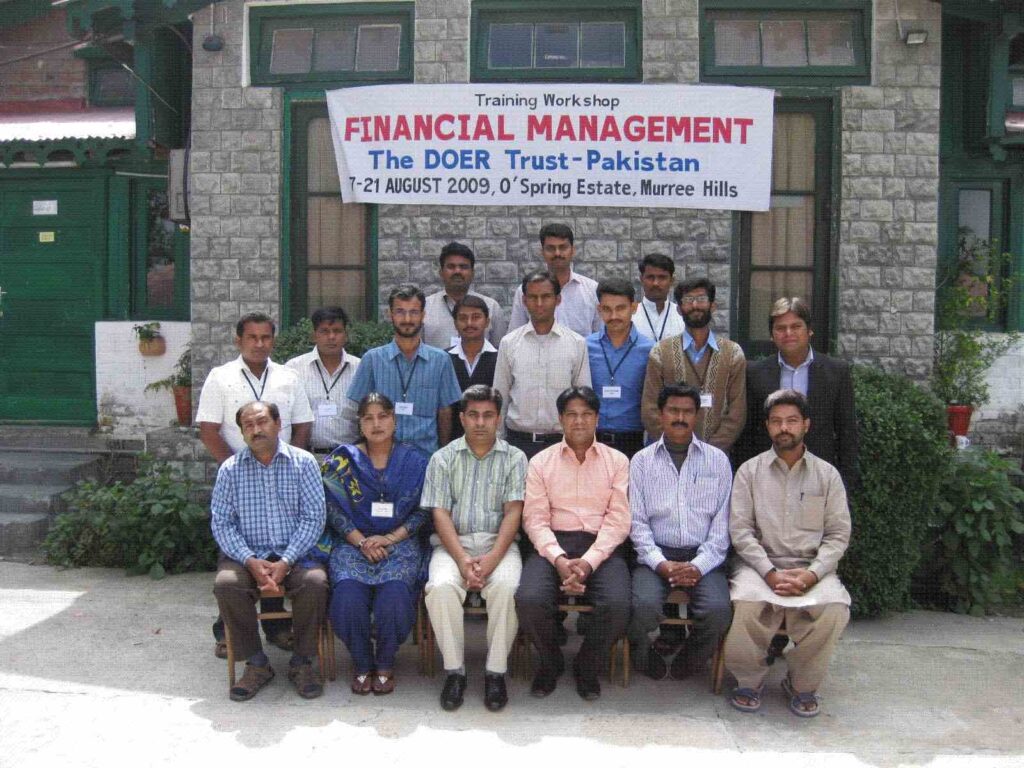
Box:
[0,178,106,423]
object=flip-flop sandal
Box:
[729,685,764,713]
[782,677,820,718]
[372,673,395,695]
[351,673,373,695]
[214,641,228,659]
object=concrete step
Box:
[0,484,71,516]
[0,452,104,485]
[0,426,143,454]
[0,512,50,557]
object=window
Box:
[250,3,413,87]
[88,61,135,107]
[472,1,641,82]
[701,2,870,85]
[132,180,189,320]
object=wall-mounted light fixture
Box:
[896,0,928,46]
[202,3,224,52]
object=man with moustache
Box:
[508,223,602,338]
[724,389,852,718]
[641,278,746,454]
[632,253,686,342]
[586,278,653,459]
[423,242,507,349]
[447,295,499,441]
[628,384,732,680]
[347,284,462,453]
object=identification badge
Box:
[602,385,622,399]
[317,402,338,417]
[700,393,713,409]
[371,501,395,518]
[395,401,414,416]
[450,335,461,349]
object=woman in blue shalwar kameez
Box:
[323,393,429,695]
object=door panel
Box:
[0,179,105,423]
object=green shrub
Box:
[271,318,393,363]
[917,448,1024,616]
[44,460,216,578]
[840,366,951,616]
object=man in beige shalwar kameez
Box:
[724,388,851,718]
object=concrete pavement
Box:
[1,561,1022,768]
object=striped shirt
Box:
[508,270,603,338]
[284,348,360,450]
[779,348,814,396]
[210,440,326,566]
[628,436,732,575]
[420,437,528,534]
[422,290,507,349]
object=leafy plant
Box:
[918,448,1024,616]
[840,365,952,616]
[133,321,162,341]
[44,459,216,578]
[932,237,1021,407]
[271,318,393,362]
[145,344,192,392]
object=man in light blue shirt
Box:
[347,284,463,454]
[629,383,733,681]
[586,278,653,458]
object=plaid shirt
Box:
[210,440,326,566]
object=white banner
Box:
[327,83,774,211]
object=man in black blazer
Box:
[447,295,499,439]
[739,297,859,490]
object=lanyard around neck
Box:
[600,334,637,384]
[641,302,670,341]
[241,367,268,401]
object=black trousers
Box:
[515,531,630,677]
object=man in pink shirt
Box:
[515,386,631,700]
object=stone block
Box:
[894,201,916,222]
[848,131,884,153]
[583,240,617,262]
[881,267,901,288]
[906,132,939,155]
[861,200,894,221]
[903,313,934,335]
[862,109,896,131]
[842,266,881,288]
[905,223,937,245]
[844,87,885,109]
[858,336,891,355]
[863,154,895,175]
[849,222,881,243]
[488,218,519,237]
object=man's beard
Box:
[685,310,711,329]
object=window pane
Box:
[314,28,357,71]
[772,113,816,191]
[355,24,402,71]
[94,66,134,103]
[958,189,992,248]
[761,20,807,67]
[807,20,854,66]
[270,28,314,74]
[489,23,534,68]
[580,22,625,68]
[750,197,815,268]
[749,271,813,341]
[308,269,367,321]
[145,190,176,309]
[307,118,340,194]
[536,23,579,68]
[1013,77,1024,106]
[714,20,760,66]
[307,198,366,267]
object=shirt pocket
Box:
[797,495,826,532]
[274,469,301,517]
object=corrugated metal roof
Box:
[0,107,135,142]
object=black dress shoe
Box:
[530,669,558,698]
[484,673,508,711]
[574,667,601,700]
[440,673,467,711]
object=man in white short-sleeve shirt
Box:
[196,312,314,463]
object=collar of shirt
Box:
[601,324,640,349]
[239,439,288,466]
[770,446,809,473]
[681,329,719,355]
[778,347,814,373]
[640,295,670,316]
[526,321,566,338]
[385,339,429,361]
[558,438,599,463]
[653,434,707,463]
[314,348,347,373]
[233,355,278,377]
[454,435,508,458]
[453,337,497,364]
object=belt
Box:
[596,430,644,443]
[506,428,562,444]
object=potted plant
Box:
[932,236,1020,436]
[134,322,166,357]
[146,345,192,426]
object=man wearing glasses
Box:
[641,278,747,455]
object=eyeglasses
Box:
[679,295,710,307]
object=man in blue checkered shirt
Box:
[211,400,328,702]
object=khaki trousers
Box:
[724,600,849,692]
[424,532,522,675]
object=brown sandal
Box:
[372,672,395,695]
[229,663,274,702]
[351,672,373,695]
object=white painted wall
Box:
[978,336,1024,418]
[95,321,191,437]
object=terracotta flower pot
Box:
[139,336,167,357]
[946,404,973,437]
[172,385,193,426]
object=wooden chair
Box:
[224,586,336,687]
[418,591,530,677]
[646,588,726,693]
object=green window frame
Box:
[249,3,413,88]
[471,0,642,83]
[130,178,190,321]
[700,0,870,86]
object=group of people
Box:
[201,223,858,719]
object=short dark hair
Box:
[764,388,810,420]
[460,384,502,412]
[310,306,349,330]
[439,241,476,269]
[556,386,600,415]
[388,284,426,310]
[768,296,813,334]
[357,392,395,417]
[236,312,276,337]
[235,400,280,427]
[638,253,675,276]
[521,269,561,296]
[539,222,574,245]
[454,294,489,318]
[674,277,716,305]
[596,277,635,303]
[657,383,701,412]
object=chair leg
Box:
[712,636,726,694]
[326,626,337,681]
[225,624,236,687]
[622,640,630,688]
